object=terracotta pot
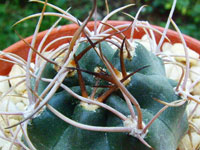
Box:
[1,21,200,75]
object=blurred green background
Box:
[0,0,200,50]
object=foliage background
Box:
[0,0,200,50]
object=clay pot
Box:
[1,21,200,75]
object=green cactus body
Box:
[27,42,188,150]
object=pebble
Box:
[190,66,200,82]
[191,118,200,132]
[170,43,199,66]
[9,64,26,95]
[1,142,19,150]
[186,101,200,118]
[164,63,183,81]
[179,132,200,150]
[162,42,173,52]
[16,102,25,111]
[0,76,10,94]
[0,99,18,113]
[192,82,200,95]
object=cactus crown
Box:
[1,0,195,150]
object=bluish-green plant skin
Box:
[28,42,188,150]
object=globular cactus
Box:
[26,40,188,150]
[2,0,190,150]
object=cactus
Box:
[26,41,188,150]
[1,0,192,150]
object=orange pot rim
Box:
[1,20,200,75]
